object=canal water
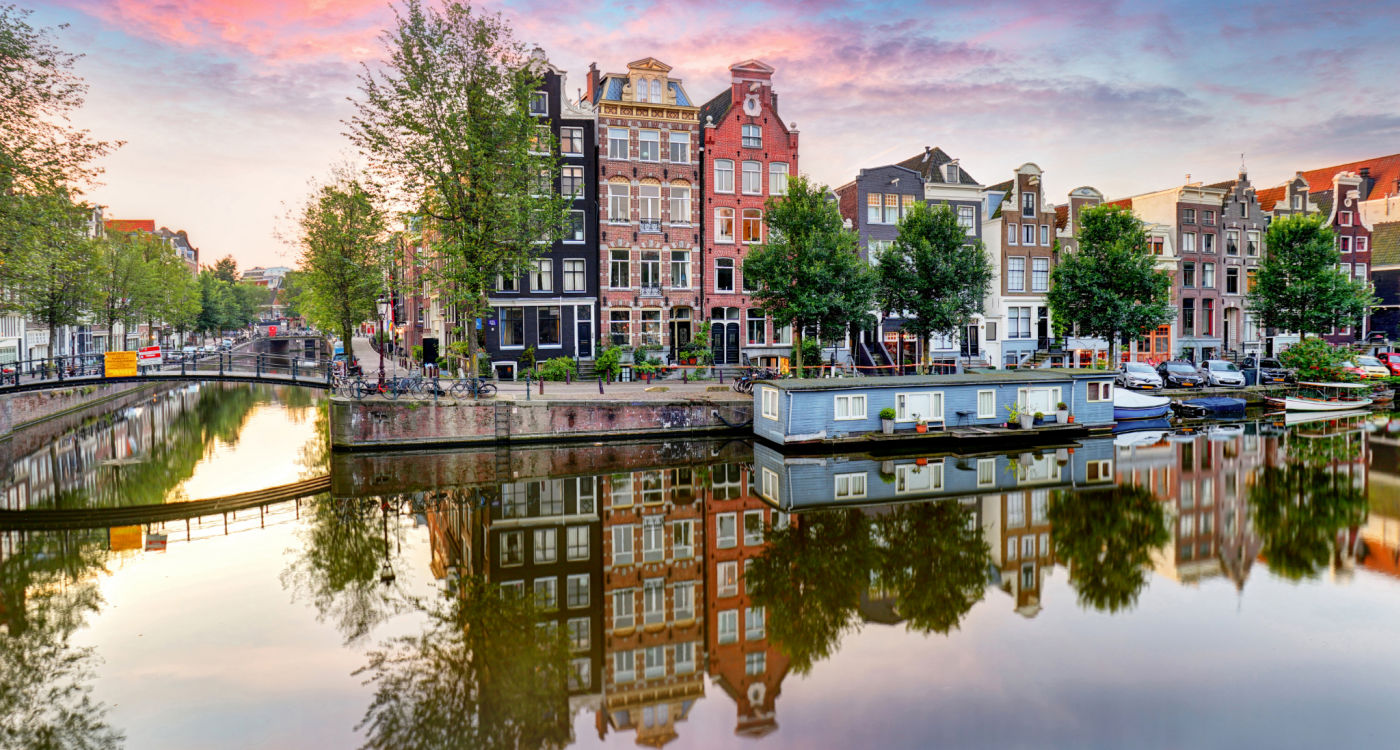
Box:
[2,383,1398,749]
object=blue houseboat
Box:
[752,370,1117,447]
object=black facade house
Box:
[485,49,599,380]
[1371,222,1400,344]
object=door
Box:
[711,322,725,364]
[725,323,740,365]
[576,305,593,359]
[961,324,979,358]
[1036,307,1049,342]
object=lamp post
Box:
[377,296,389,388]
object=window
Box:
[977,390,996,419]
[538,306,561,346]
[1182,208,1196,224]
[566,210,585,242]
[714,159,734,193]
[715,208,735,243]
[1247,267,1258,291]
[1291,194,1303,210]
[1202,298,1214,336]
[761,467,779,501]
[1226,267,1239,294]
[675,641,696,673]
[1202,262,1215,289]
[668,132,689,163]
[531,259,552,292]
[612,525,634,566]
[1340,211,1352,226]
[746,308,766,344]
[608,183,629,223]
[1183,261,1195,288]
[633,185,659,228]
[640,309,661,346]
[718,609,738,643]
[1226,230,1239,255]
[946,163,960,183]
[769,163,788,195]
[638,130,660,162]
[1355,263,1367,280]
[895,462,943,493]
[746,651,766,676]
[718,561,739,597]
[530,90,547,115]
[643,578,664,624]
[609,250,630,288]
[834,394,867,420]
[666,250,688,288]
[760,387,778,420]
[1182,298,1195,336]
[884,194,899,224]
[1031,257,1049,292]
[1008,257,1026,292]
[736,160,761,194]
[742,209,762,244]
[717,513,737,548]
[1202,210,1214,225]
[567,526,589,560]
[559,165,584,198]
[1008,306,1032,338]
[835,472,867,499]
[986,321,997,340]
[613,590,635,631]
[1022,223,1035,245]
[500,530,524,565]
[568,617,589,651]
[1203,233,1215,253]
[867,194,882,223]
[669,183,690,224]
[500,307,524,347]
[977,458,996,487]
[744,510,765,545]
[1040,224,1050,246]
[1022,191,1036,217]
[673,520,694,560]
[562,259,585,293]
[958,205,975,233]
[496,271,516,291]
[560,126,583,155]
[745,606,766,640]
[1008,222,1018,246]
[715,258,735,292]
[741,123,762,148]
[531,167,551,195]
[531,528,558,564]
[1182,232,1196,252]
[614,649,635,682]
[567,574,590,609]
[608,128,628,160]
[534,578,557,610]
[895,392,944,422]
[610,310,630,345]
[1358,237,1368,252]
[902,194,916,219]
[1086,381,1114,401]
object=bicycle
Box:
[731,367,779,394]
[448,377,497,398]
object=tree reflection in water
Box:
[871,501,990,634]
[1049,485,1169,614]
[354,577,572,750]
[1248,430,1367,581]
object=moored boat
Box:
[1262,381,1373,412]
[1172,396,1246,418]
[1114,389,1172,420]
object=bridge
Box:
[0,475,332,531]
[0,351,333,395]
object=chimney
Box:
[587,62,599,103]
[1359,166,1373,200]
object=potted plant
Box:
[1019,407,1035,430]
[1005,402,1021,429]
[915,414,928,434]
[1033,411,1045,426]
[879,407,896,434]
[1055,401,1069,423]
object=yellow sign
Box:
[110,525,142,551]
[105,350,138,377]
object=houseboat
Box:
[751,370,1118,447]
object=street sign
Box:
[145,533,168,552]
[105,350,138,377]
[138,345,162,367]
[269,325,278,337]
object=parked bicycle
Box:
[731,367,780,394]
[448,377,497,398]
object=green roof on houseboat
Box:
[757,369,1115,391]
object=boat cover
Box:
[1179,397,1246,416]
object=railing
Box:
[0,350,333,392]
[639,219,661,234]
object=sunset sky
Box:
[27,0,1400,269]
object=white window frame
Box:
[1008,256,1026,292]
[669,184,691,225]
[895,462,944,494]
[977,389,996,419]
[612,524,634,566]
[977,458,996,487]
[1086,381,1114,402]
[1031,257,1049,292]
[894,391,944,422]
[612,590,635,630]
[637,129,660,162]
[743,509,765,545]
[566,573,590,608]
[714,159,734,193]
[741,160,762,195]
[761,467,779,501]
[1008,222,1018,246]
[608,183,630,223]
[760,386,779,420]
[1023,223,1036,245]
[833,393,867,421]
[668,131,690,163]
[746,605,766,640]
[834,472,867,500]
[607,128,629,161]
[716,512,737,548]
[714,208,735,243]
[769,162,788,195]
[718,609,738,644]
[717,560,739,597]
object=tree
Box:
[347,0,571,376]
[293,172,387,350]
[871,500,990,634]
[195,269,234,334]
[231,281,267,327]
[93,230,158,350]
[1248,213,1374,338]
[1046,205,1174,362]
[210,255,239,284]
[874,203,993,370]
[1049,485,1168,613]
[3,192,97,357]
[1248,442,1367,581]
[743,176,875,376]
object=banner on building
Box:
[105,350,138,377]
[138,345,162,367]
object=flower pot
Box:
[1019,413,1034,429]
[881,418,894,435]
[1067,415,1075,424]
[1055,409,1068,423]
[915,423,929,434]
[915,457,928,466]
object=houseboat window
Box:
[834,394,867,420]
[1087,382,1113,402]
[895,392,944,422]
[895,462,943,494]
[835,472,867,500]
[760,387,779,420]
[977,458,996,487]
[761,468,779,501]
[977,390,996,419]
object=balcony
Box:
[639,286,662,298]
[639,219,661,234]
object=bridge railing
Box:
[0,350,333,389]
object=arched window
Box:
[650,79,662,103]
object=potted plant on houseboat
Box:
[1033,411,1045,426]
[1019,407,1035,430]
[915,414,928,434]
[1005,403,1021,429]
[1055,401,1069,423]
[879,407,896,434]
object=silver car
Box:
[1202,359,1246,387]
[1116,361,1164,390]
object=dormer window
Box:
[650,79,662,103]
[1292,193,1303,210]
[946,164,959,183]
[741,124,761,149]
[529,91,547,116]
[1021,192,1036,218]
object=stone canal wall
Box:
[0,382,150,439]
[328,396,754,450]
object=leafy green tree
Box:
[1049,485,1169,613]
[743,176,875,376]
[279,269,309,321]
[874,203,993,370]
[195,269,234,334]
[1248,214,1374,338]
[92,230,157,350]
[347,0,571,376]
[1046,205,1174,362]
[1276,335,1352,382]
[3,192,97,356]
[293,172,387,350]
[231,281,267,327]
[871,500,990,634]
[210,255,239,284]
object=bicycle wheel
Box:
[386,380,402,400]
[351,380,366,400]
[477,383,497,397]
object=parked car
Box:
[1350,355,1391,379]
[1116,361,1164,390]
[1201,359,1247,387]
[1243,356,1294,384]
[202,344,218,354]
[1379,352,1400,376]
[1156,360,1205,389]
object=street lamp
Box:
[377,296,389,387]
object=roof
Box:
[1313,191,1334,218]
[892,147,981,186]
[699,89,731,127]
[1255,185,1285,212]
[667,81,690,107]
[986,179,1013,219]
[1293,152,1400,197]
[759,369,1114,391]
[1054,204,1069,230]
[1372,221,1400,267]
[104,219,156,232]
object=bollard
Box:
[538,376,543,396]
[598,376,604,394]
[717,367,723,384]
[683,369,688,384]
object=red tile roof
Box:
[104,219,156,232]
[1255,185,1285,212]
[1295,152,1400,197]
[1104,197,1134,210]
[1054,204,1068,230]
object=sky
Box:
[24,0,1400,269]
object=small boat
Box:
[1172,396,1246,418]
[1114,389,1172,420]
[1113,417,1171,448]
[1262,381,1373,412]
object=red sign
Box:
[268,325,278,337]
[138,345,162,366]
[145,533,168,552]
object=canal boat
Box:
[1171,396,1247,419]
[1113,389,1172,420]
[1262,381,1373,412]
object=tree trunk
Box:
[792,329,804,378]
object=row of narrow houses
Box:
[394,50,1400,377]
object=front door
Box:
[961,324,979,357]
[1036,307,1049,342]
[576,305,593,359]
[725,323,740,365]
